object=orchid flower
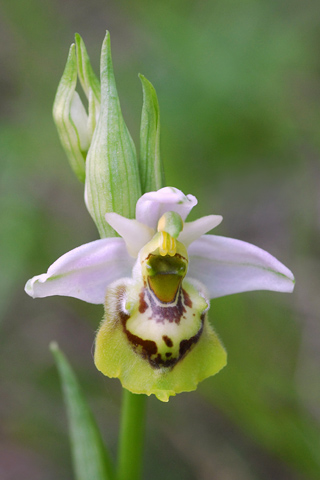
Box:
[25,187,294,402]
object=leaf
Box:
[139,74,165,193]
[51,342,115,480]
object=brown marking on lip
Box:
[139,289,148,313]
[148,312,206,369]
[150,355,178,368]
[146,287,186,325]
[116,286,157,359]
[182,289,193,308]
[179,313,205,358]
[114,285,205,370]
[162,335,173,347]
[126,329,158,357]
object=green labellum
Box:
[95,276,226,402]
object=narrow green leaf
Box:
[52,44,87,183]
[139,74,165,193]
[50,342,115,480]
[85,31,141,238]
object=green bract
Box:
[85,32,141,238]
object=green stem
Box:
[117,389,147,480]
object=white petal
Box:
[135,187,197,229]
[25,238,134,304]
[179,215,223,247]
[187,235,295,299]
[105,212,154,257]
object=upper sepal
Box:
[136,187,197,230]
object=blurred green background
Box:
[1,0,319,479]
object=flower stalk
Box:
[118,390,147,480]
